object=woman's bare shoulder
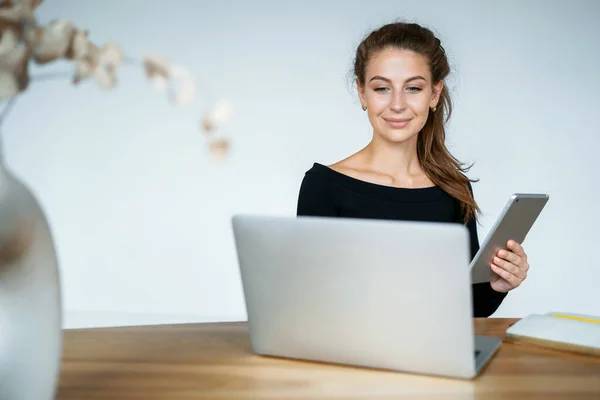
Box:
[327,156,393,186]
[328,156,365,178]
[327,155,434,189]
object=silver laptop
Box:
[231,214,501,379]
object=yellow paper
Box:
[549,313,600,325]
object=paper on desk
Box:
[505,313,600,356]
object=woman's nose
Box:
[389,91,406,112]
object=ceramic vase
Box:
[0,141,63,400]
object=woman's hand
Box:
[490,240,530,293]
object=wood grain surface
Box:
[56,318,600,399]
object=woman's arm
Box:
[465,200,508,317]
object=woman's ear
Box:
[356,78,367,109]
[431,80,444,109]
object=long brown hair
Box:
[353,21,480,224]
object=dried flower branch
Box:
[0,0,234,160]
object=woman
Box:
[296,21,530,317]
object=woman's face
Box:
[358,47,443,145]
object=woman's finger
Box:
[491,264,522,288]
[497,249,521,266]
[493,256,526,279]
[507,240,527,259]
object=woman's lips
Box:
[384,118,411,128]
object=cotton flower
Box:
[143,54,170,91]
[92,63,116,89]
[143,55,196,105]
[70,35,123,89]
[93,41,123,88]
[28,19,74,64]
[0,0,35,31]
[0,29,29,99]
[208,137,230,161]
[70,30,95,83]
[71,29,90,60]
[99,41,123,68]
[201,100,234,132]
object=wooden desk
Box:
[57,318,600,399]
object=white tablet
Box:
[470,193,549,284]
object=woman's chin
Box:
[378,129,419,145]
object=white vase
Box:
[0,141,63,399]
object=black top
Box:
[296,162,507,317]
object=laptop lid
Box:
[231,214,477,378]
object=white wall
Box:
[2,0,599,328]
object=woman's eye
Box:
[407,87,422,92]
[374,87,389,92]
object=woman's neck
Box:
[363,134,422,178]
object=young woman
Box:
[296,22,530,317]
